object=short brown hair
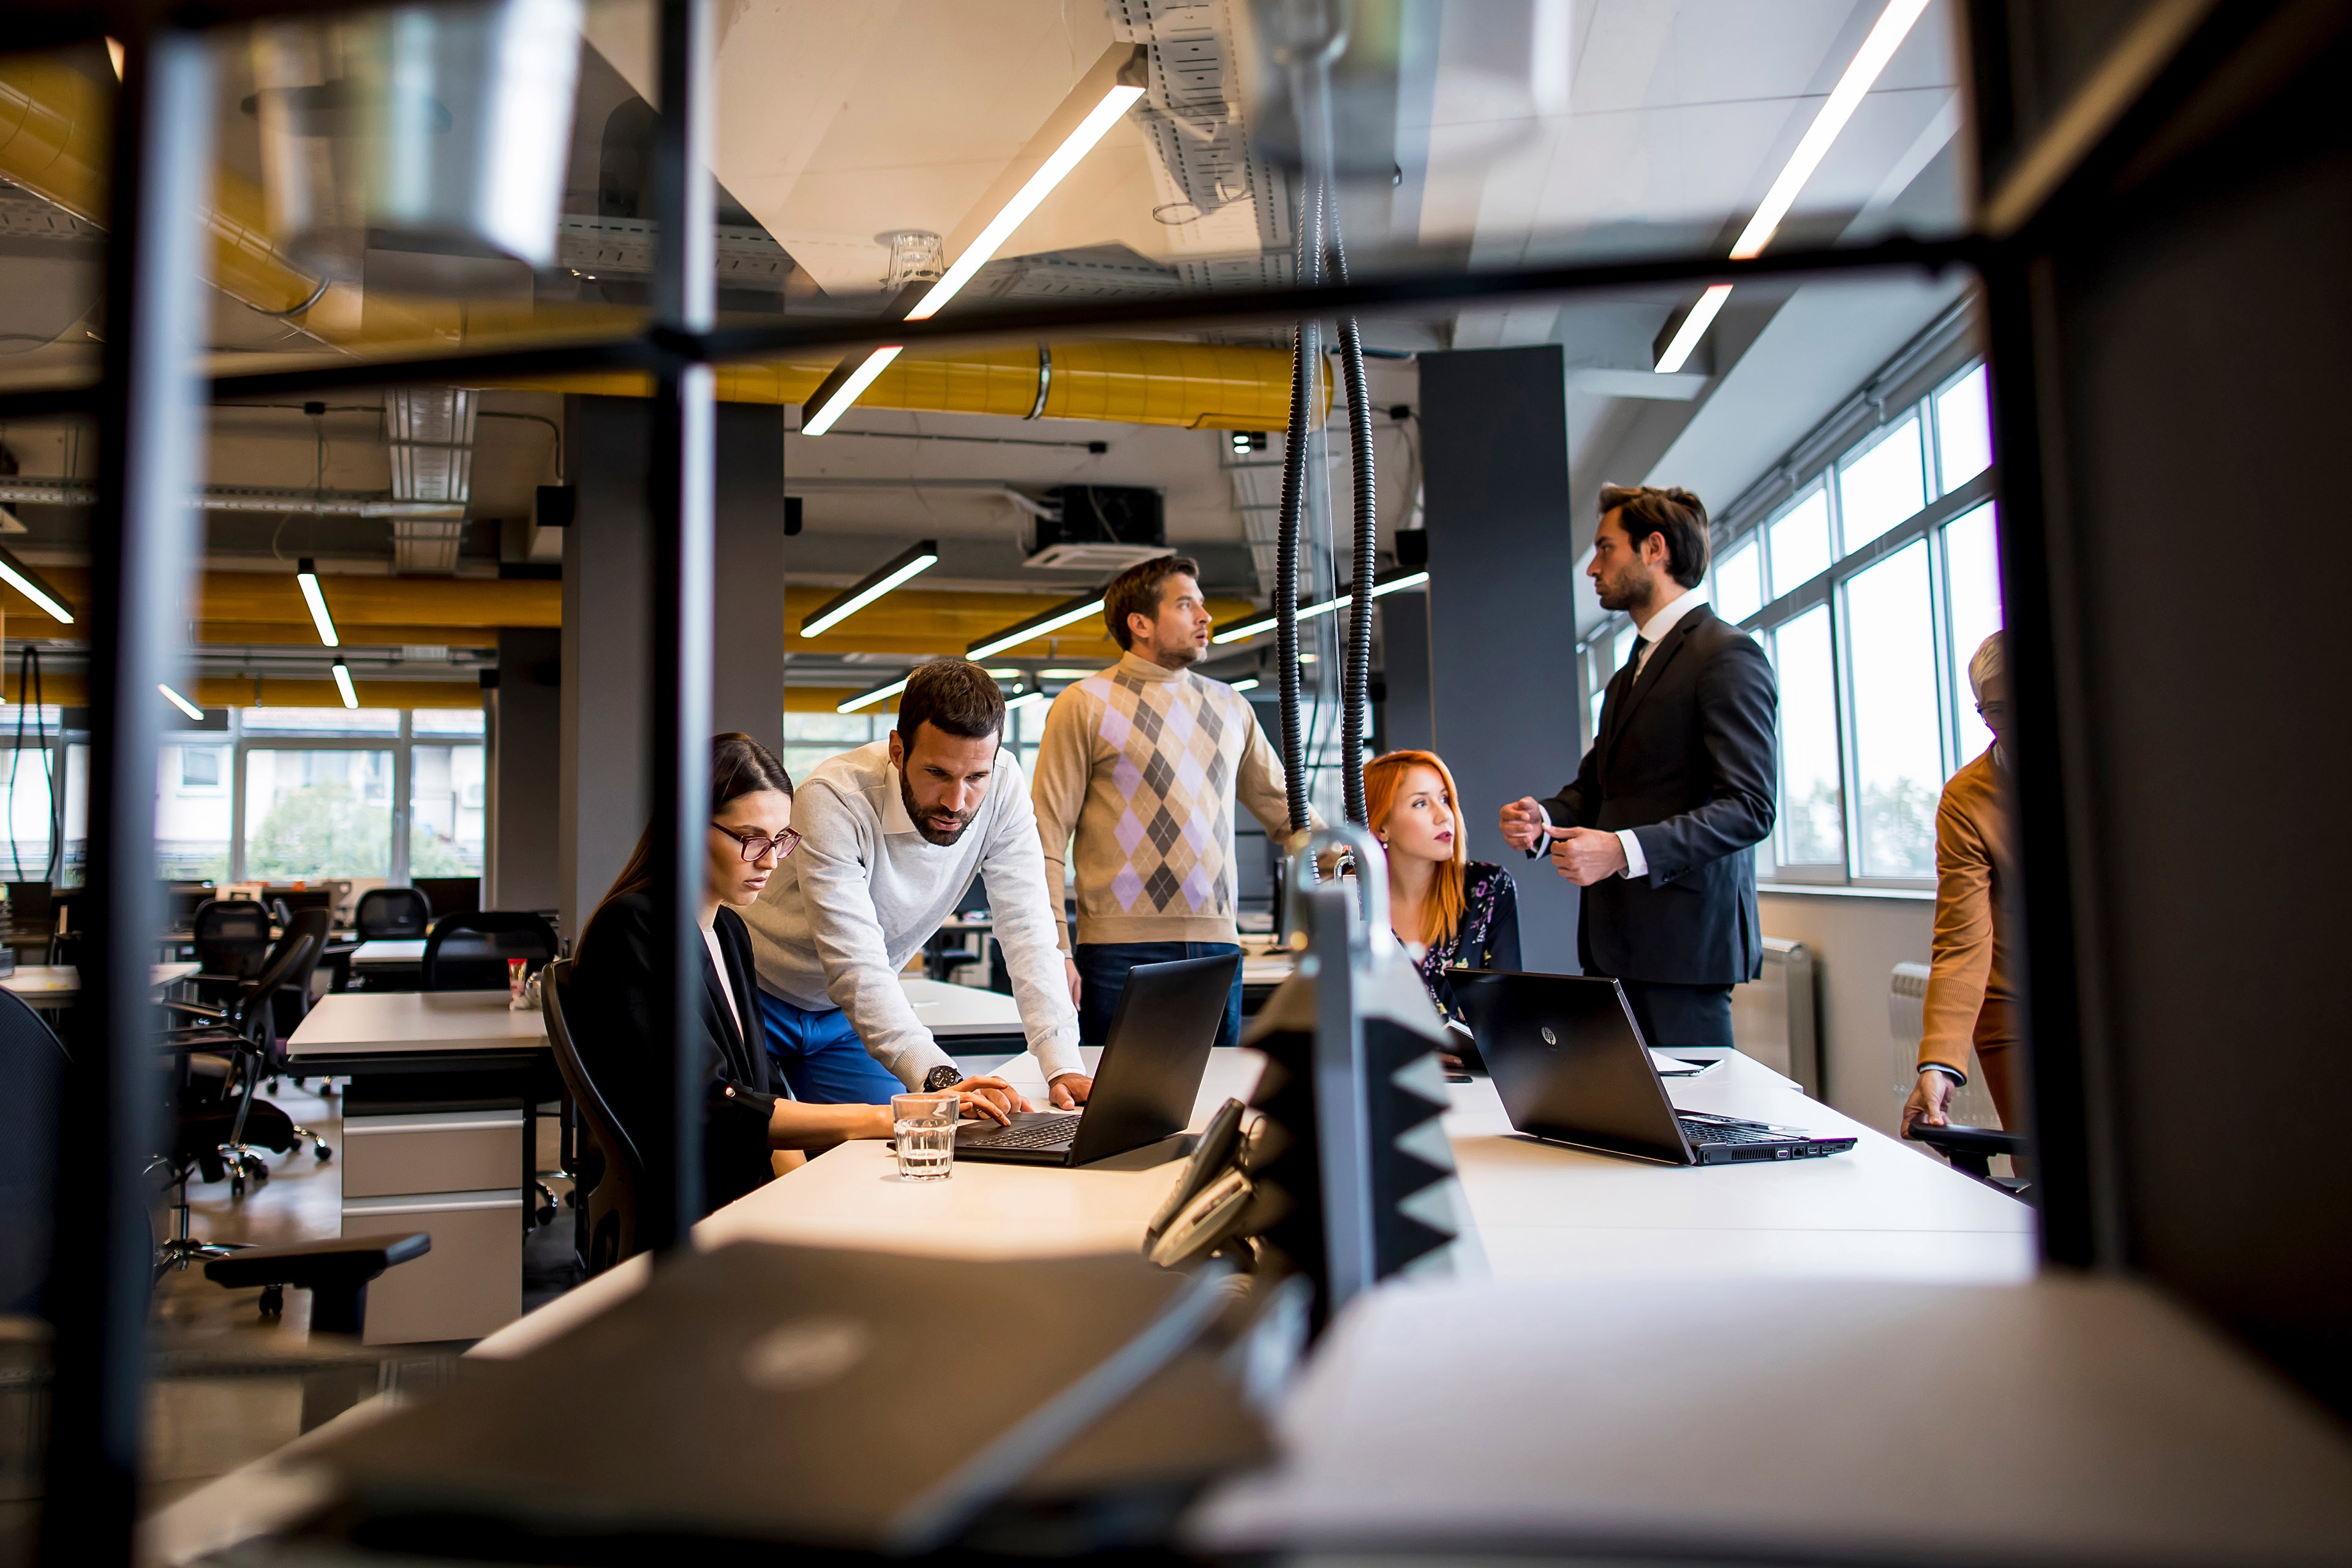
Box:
[1102,555,1200,650]
[896,658,1006,748]
[1597,484,1711,589]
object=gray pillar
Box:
[486,629,562,915]
[1419,345,1583,973]
[1379,589,1433,756]
[560,396,786,938]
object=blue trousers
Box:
[1073,941,1243,1051]
[755,990,907,1104]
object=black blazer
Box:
[568,894,781,1215]
[1539,601,1777,987]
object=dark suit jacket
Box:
[568,895,781,1215]
[1540,601,1777,987]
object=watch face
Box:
[924,1066,965,1093]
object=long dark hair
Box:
[588,733,794,938]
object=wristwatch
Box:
[922,1065,966,1094]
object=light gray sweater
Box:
[737,739,1082,1089]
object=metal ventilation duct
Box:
[384,388,477,573]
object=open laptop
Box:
[1452,970,1855,1166]
[955,952,1236,1167]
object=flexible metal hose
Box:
[1275,176,1325,836]
[1327,226,1376,827]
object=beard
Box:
[1594,562,1654,612]
[900,771,978,846]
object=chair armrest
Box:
[162,1000,232,1023]
[1908,1122,2025,1159]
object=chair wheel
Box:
[562,1188,576,1209]
[229,1170,245,1198]
[258,1284,283,1320]
[314,1142,333,1160]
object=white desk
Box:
[898,974,1026,1038]
[3,960,198,1007]
[346,938,425,968]
[283,989,546,1065]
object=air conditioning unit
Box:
[1889,962,2002,1128]
[1023,484,1167,572]
[1730,937,1819,1095]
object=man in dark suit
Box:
[1499,484,1777,1049]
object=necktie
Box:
[1625,636,1649,682]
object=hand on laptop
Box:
[1047,1071,1093,1109]
[954,1075,1028,1125]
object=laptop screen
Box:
[1452,972,1694,1166]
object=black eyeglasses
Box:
[714,824,801,861]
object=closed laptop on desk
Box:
[1455,971,1853,1166]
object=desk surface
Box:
[2,961,198,997]
[285,989,547,1059]
[348,938,426,965]
[899,974,1026,1036]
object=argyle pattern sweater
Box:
[1031,652,1295,951]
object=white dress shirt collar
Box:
[1633,584,1703,649]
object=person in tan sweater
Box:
[1031,556,1304,1050]
[1904,633,2021,1133]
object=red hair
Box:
[1365,750,1466,947]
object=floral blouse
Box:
[1413,861,1521,1025]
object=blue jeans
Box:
[1073,941,1243,1051]
[755,990,906,1104]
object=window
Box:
[1710,536,1763,625]
[1936,364,1994,490]
[413,709,486,737]
[2,745,62,883]
[243,749,396,881]
[1837,416,1926,554]
[1843,540,1942,879]
[1768,488,1831,599]
[158,745,232,881]
[783,710,884,785]
[1770,606,1842,869]
[179,746,224,789]
[1943,502,2003,758]
[1588,356,2005,888]
[410,744,486,875]
[242,706,400,736]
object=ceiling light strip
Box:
[331,659,358,709]
[905,82,1147,322]
[0,545,75,624]
[1210,571,1431,646]
[1654,285,1733,375]
[965,592,1109,662]
[799,540,941,638]
[838,676,911,715]
[296,557,339,646]
[802,346,905,437]
[158,683,204,720]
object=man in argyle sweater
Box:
[1031,556,1305,1049]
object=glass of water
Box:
[891,1092,959,1182]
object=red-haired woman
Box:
[1365,750,1521,1034]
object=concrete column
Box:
[1418,345,1583,973]
[558,396,785,939]
[484,629,562,915]
[1378,589,1433,757]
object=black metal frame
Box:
[24,0,2297,1557]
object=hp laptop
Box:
[956,952,1237,1167]
[1452,970,1855,1166]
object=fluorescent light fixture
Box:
[1656,0,1931,375]
[799,540,940,638]
[984,668,1023,678]
[802,345,905,437]
[904,79,1146,322]
[1211,571,1433,645]
[1039,667,1099,679]
[1654,284,1732,374]
[0,544,75,624]
[1006,689,1049,712]
[331,658,358,709]
[838,675,911,715]
[1229,677,1260,693]
[1728,0,1933,261]
[965,592,1108,662]
[296,557,338,646]
[158,683,204,720]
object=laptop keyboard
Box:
[962,1114,1082,1150]
[1679,1119,1792,1146]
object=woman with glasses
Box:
[569,733,1021,1215]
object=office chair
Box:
[0,988,65,1316]
[204,1234,431,1335]
[421,910,558,992]
[163,925,331,1200]
[1909,1121,2032,1199]
[262,907,333,1090]
[189,897,273,1006]
[353,886,432,940]
[539,959,643,1275]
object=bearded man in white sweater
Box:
[738,660,1093,1114]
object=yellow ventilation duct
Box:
[490,340,1319,431]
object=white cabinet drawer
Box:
[341,1190,521,1344]
[341,1110,521,1198]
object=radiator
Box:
[1730,938,1819,1096]
[1889,962,2002,1128]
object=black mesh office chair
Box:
[421,910,559,991]
[190,897,272,1005]
[163,923,331,1201]
[353,886,432,940]
[0,989,64,1317]
[539,959,642,1275]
